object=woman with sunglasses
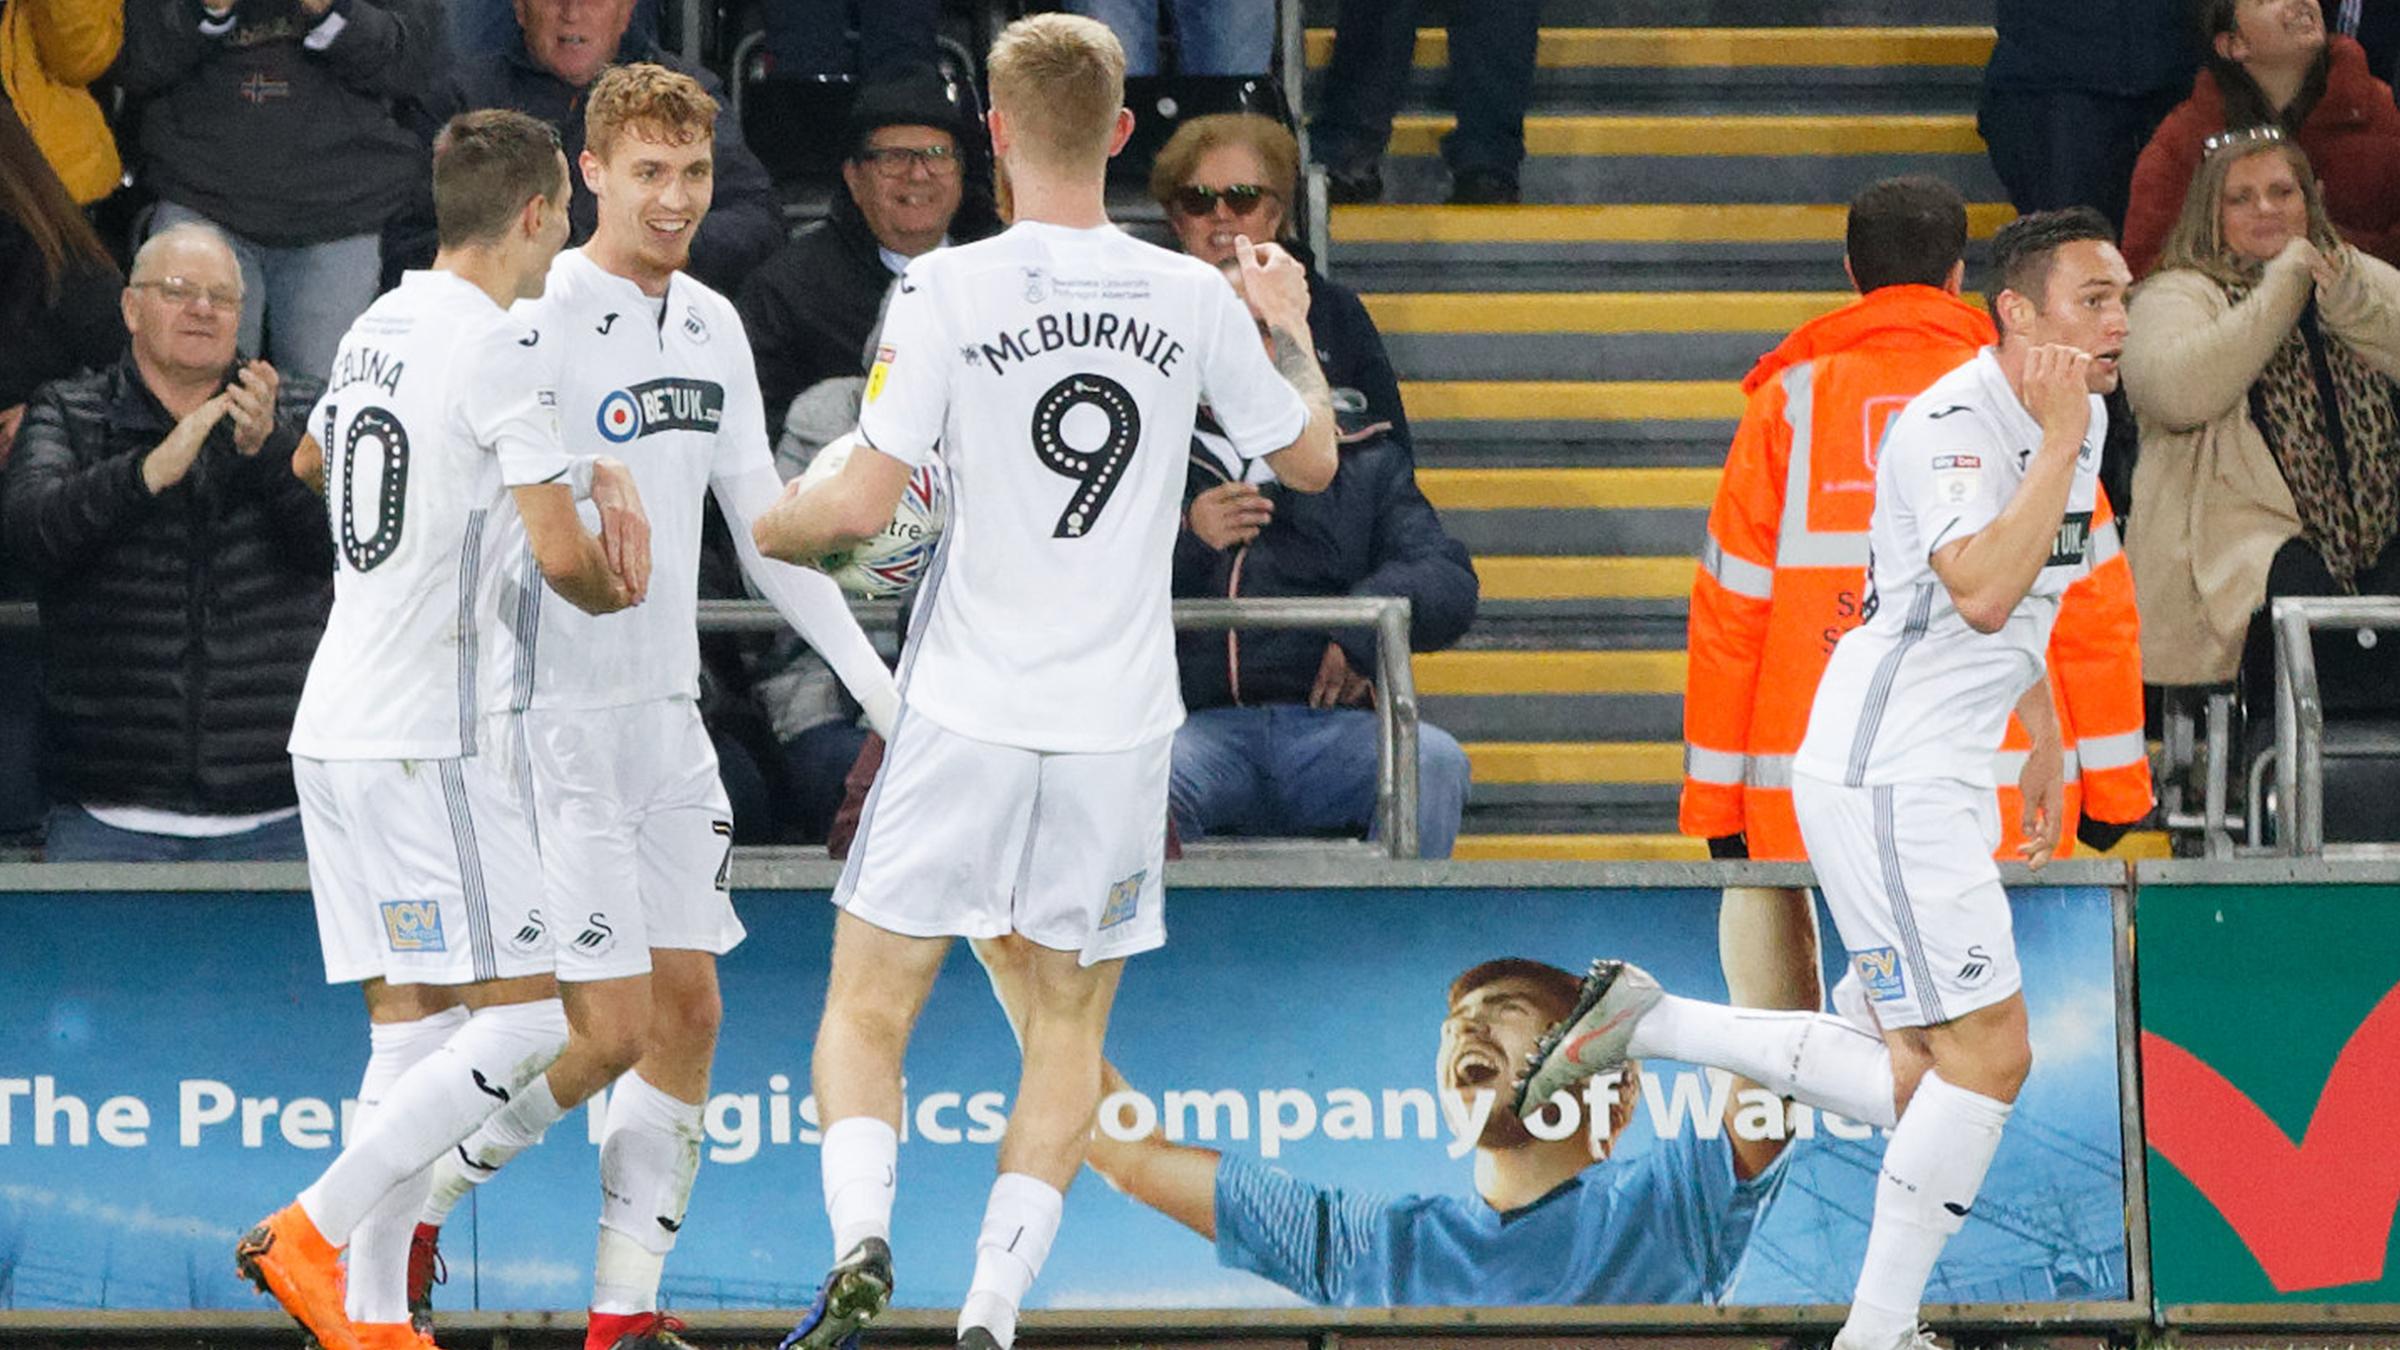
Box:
[1150,112,1408,450]
[2121,132,2400,698]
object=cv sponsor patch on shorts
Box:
[1098,870,1145,929]
[1853,946,1906,1002]
[380,899,447,953]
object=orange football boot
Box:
[236,1203,360,1350]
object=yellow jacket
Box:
[1,0,123,204]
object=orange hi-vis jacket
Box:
[1680,285,2153,861]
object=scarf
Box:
[2222,256,2400,585]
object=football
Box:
[796,430,949,599]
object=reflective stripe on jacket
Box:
[1679,285,2153,860]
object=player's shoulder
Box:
[1887,354,2006,450]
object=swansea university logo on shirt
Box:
[596,378,725,443]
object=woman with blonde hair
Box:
[1150,111,1407,447]
[2120,129,2400,692]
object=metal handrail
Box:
[0,594,1428,858]
[2271,595,2400,856]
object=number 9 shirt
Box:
[858,222,1308,751]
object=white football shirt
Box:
[860,221,1311,752]
[290,270,571,761]
[496,249,791,712]
[1795,348,2106,788]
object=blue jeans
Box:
[1065,0,1273,76]
[151,202,382,384]
[1170,705,1470,859]
[1312,0,1539,178]
[45,803,310,862]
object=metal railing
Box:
[0,594,1426,858]
[2271,595,2400,857]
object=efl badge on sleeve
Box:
[380,900,448,953]
[865,346,896,404]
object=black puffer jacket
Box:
[3,358,332,813]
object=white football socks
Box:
[1841,1069,2013,1348]
[421,1068,569,1226]
[299,998,569,1243]
[592,1071,704,1316]
[958,1172,1063,1350]
[344,1008,465,1326]
[820,1116,899,1259]
[1627,994,1900,1128]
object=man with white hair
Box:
[2,221,331,861]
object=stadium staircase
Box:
[1304,0,2015,860]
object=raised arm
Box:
[1236,241,1336,492]
[1929,346,2089,633]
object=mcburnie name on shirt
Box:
[972,309,1184,380]
[0,1068,1884,1163]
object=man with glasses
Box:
[737,69,1001,441]
[2,221,331,861]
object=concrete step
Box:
[1367,290,1849,381]
[1372,112,2002,205]
[1423,466,1714,557]
[1418,649,1685,743]
[1401,377,1741,464]
[1328,203,2014,292]
[1303,26,1993,113]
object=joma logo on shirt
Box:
[595,377,725,443]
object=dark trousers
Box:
[1977,87,2184,230]
[2240,536,2400,725]
[1313,0,1541,181]
[764,0,940,78]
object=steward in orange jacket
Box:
[1682,285,2153,860]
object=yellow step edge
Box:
[1475,555,1696,601]
[1421,466,1720,511]
[1456,828,2167,864]
[1332,202,2018,246]
[1304,26,1995,71]
[1466,741,1683,784]
[1363,291,1852,335]
[1389,113,1985,159]
[1417,649,1688,697]
[1402,380,1743,422]
[1454,833,1711,862]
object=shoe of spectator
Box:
[780,1236,894,1350]
[1325,163,1384,204]
[1447,169,1522,205]
[237,1204,360,1350]
[405,1222,444,1337]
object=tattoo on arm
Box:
[1269,325,1333,411]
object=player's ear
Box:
[1995,286,2032,334]
[1105,105,1135,159]
[578,147,606,195]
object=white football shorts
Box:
[1793,771,2022,1030]
[296,753,551,987]
[835,711,1169,966]
[514,697,743,981]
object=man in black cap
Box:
[734,67,1000,439]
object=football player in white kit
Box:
[239,109,653,1350]
[1512,209,2131,1350]
[396,65,904,1350]
[752,16,1337,1350]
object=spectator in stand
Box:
[1063,0,1271,76]
[2326,0,2400,89]
[2121,131,2400,692]
[1152,113,1410,448]
[2122,0,2400,275]
[398,0,782,294]
[1,0,124,206]
[763,0,939,80]
[2,221,330,861]
[1978,0,2195,227]
[118,0,439,382]
[1311,0,1539,205]
[736,68,997,440]
[1172,261,1476,857]
[1683,177,2151,879]
[0,103,123,847]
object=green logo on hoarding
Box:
[2140,883,2400,1305]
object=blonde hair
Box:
[987,13,1125,173]
[584,62,719,162]
[2153,137,2338,286]
[1149,113,1299,242]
